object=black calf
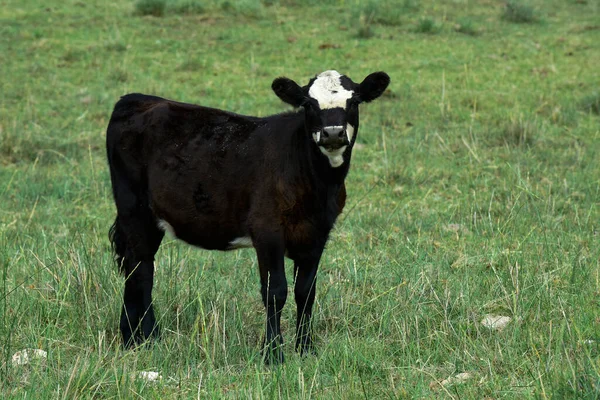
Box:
[106,70,390,363]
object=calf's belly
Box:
[156,217,251,251]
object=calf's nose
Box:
[319,126,349,149]
[323,126,345,138]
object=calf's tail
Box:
[109,216,127,274]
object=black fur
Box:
[358,72,391,103]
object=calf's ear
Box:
[272,77,306,108]
[358,72,390,103]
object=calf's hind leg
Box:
[118,214,163,346]
[111,211,164,347]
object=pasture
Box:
[1,0,599,397]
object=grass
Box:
[581,92,600,115]
[170,0,205,15]
[354,0,417,27]
[135,0,268,17]
[454,17,479,36]
[1,0,600,398]
[502,1,538,24]
[135,0,167,16]
[415,17,440,34]
[352,0,419,37]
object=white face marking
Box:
[308,70,354,110]
[312,131,321,143]
[346,123,355,142]
[319,145,347,168]
[157,219,176,236]
[228,236,253,249]
[325,125,344,133]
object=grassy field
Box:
[1,0,599,397]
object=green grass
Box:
[502,1,538,24]
[581,92,600,115]
[415,17,440,34]
[351,0,419,38]
[1,0,600,398]
[454,17,480,36]
[135,0,167,16]
[170,0,205,15]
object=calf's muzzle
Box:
[318,126,349,150]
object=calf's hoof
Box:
[296,343,317,357]
[262,340,285,365]
[121,325,160,349]
[295,335,317,357]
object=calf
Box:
[106,70,390,363]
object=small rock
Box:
[138,371,162,382]
[444,223,468,233]
[481,314,512,331]
[12,349,47,366]
[431,372,473,391]
[441,372,473,386]
[454,372,473,381]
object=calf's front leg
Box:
[254,232,287,364]
[293,254,321,356]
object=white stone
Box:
[138,371,162,382]
[441,372,473,386]
[481,314,512,331]
[11,349,47,366]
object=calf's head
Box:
[272,70,390,167]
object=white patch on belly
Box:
[346,123,355,142]
[319,145,347,168]
[308,70,354,110]
[157,219,176,236]
[228,236,253,249]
